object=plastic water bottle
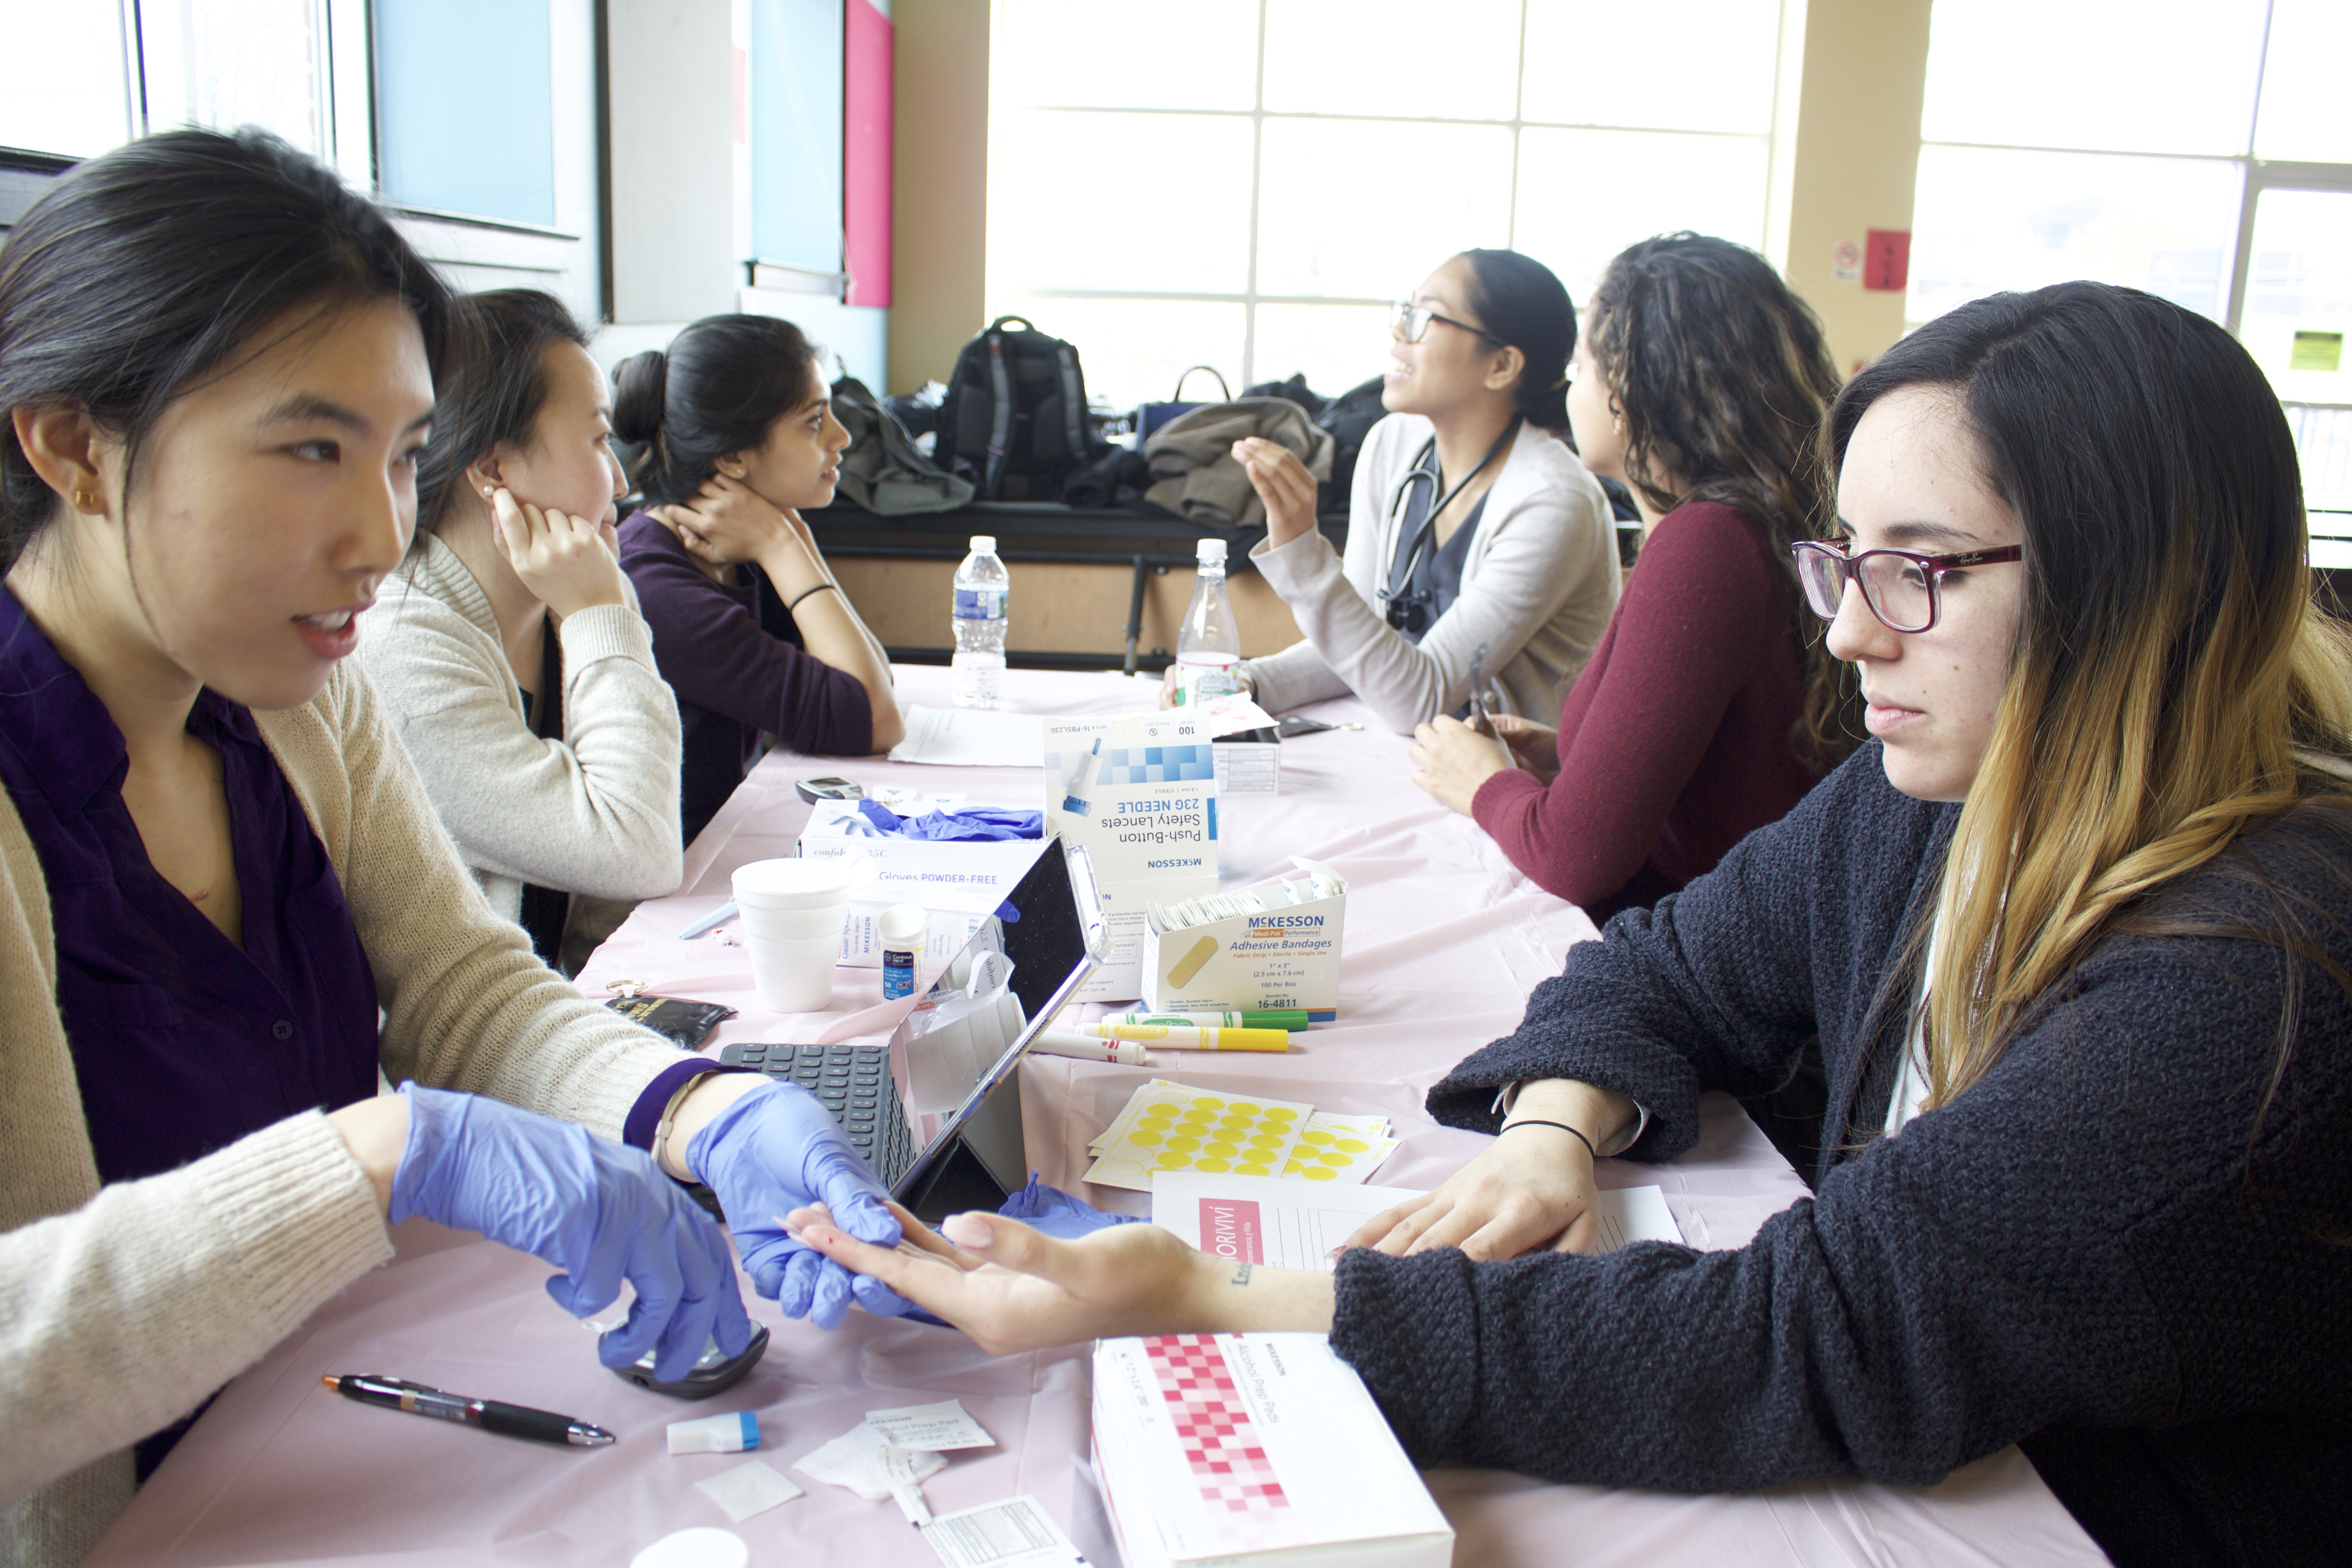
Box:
[1172,537,1243,706]
[951,534,1009,707]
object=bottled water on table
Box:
[1172,537,1242,706]
[951,534,1009,707]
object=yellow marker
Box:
[1072,1022,1288,1053]
[1166,934,1219,986]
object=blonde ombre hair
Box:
[1825,283,2352,1110]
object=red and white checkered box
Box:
[1090,1333,1452,1568]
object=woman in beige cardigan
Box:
[358,288,683,973]
[0,132,906,1565]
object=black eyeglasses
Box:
[1791,539,2022,633]
[1391,299,1504,347]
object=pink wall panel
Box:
[844,0,893,307]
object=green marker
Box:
[1099,1009,1310,1032]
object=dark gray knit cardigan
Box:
[1330,744,2352,1567]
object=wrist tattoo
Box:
[1229,1262,1254,1287]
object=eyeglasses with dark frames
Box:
[1390,299,1505,348]
[1790,539,2022,634]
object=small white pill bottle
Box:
[879,903,927,1001]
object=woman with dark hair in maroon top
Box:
[611,315,904,845]
[1409,234,1858,921]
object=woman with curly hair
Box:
[1410,233,1857,921]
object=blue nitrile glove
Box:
[686,1079,914,1328]
[853,799,1043,841]
[999,1174,1146,1239]
[388,1083,752,1384]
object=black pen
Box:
[322,1373,616,1448]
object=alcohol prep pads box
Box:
[1143,878,1344,1017]
[1046,711,1219,1001]
[1090,1333,1452,1568]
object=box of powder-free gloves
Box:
[1141,864,1344,1018]
[1090,1333,1453,1568]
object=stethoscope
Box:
[1377,413,1523,633]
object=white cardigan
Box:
[356,533,684,923]
[0,660,688,1565]
[1242,414,1621,733]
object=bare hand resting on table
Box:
[1342,1080,1636,1260]
[786,1199,1336,1350]
[1232,436,1319,548]
[1409,712,1529,815]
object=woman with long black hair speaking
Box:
[1225,248,1621,733]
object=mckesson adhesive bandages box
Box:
[1141,866,1344,1017]
[1090,1333,1452,1568]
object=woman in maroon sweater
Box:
[1410,234,1856,920]
[610,315,904,845]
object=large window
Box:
[0,1,600,323]
[1911,0,2352,514]
[986,0,1785,409]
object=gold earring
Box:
[71,489,98,508]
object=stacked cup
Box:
[732,858,859,1012]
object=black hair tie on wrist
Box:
[1500,1118,1598,1161]
[786,582,838,612]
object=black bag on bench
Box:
[936,315,1096,500]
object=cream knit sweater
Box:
[1242,414,1621,733]
[356,531,684,925]
[0,659,688,1567]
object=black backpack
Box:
[936,316,1095,500]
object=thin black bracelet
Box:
[1500,1118,1598,1161]
[786,582,839,612]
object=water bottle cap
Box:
[969,535,997,554]
[1196,538,1227,564]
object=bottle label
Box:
[1173,655,1242,705]
[881,949,917,1001]
[953,588,1007,620]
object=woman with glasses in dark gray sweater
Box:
[790,282,2352,1568]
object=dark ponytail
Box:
[1457,248,1575,432]
[611,314,820,507]
[0,127,451,568]
[416,288,590,534]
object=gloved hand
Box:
[389,1083,752,1382]
[687,1080,913,1328]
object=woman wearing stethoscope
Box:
[1225,250,1620,733]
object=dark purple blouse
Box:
[0,587,380,1185]
[617,512,873,846]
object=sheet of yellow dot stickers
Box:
[1084,1080,1395,1191]
[1282,1111,1398,1184]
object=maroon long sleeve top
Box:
[617,511,874,845]
[1470,501,1823,922]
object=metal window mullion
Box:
[1242,0,1267,390]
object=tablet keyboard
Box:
[716,1042,916,1189]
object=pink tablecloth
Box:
[88,666,2106,1567]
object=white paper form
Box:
[921,1495,1091,1568]
[890,705,1046,768]
[1152,1173,1683,1268]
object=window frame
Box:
[985,0,1785,402]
